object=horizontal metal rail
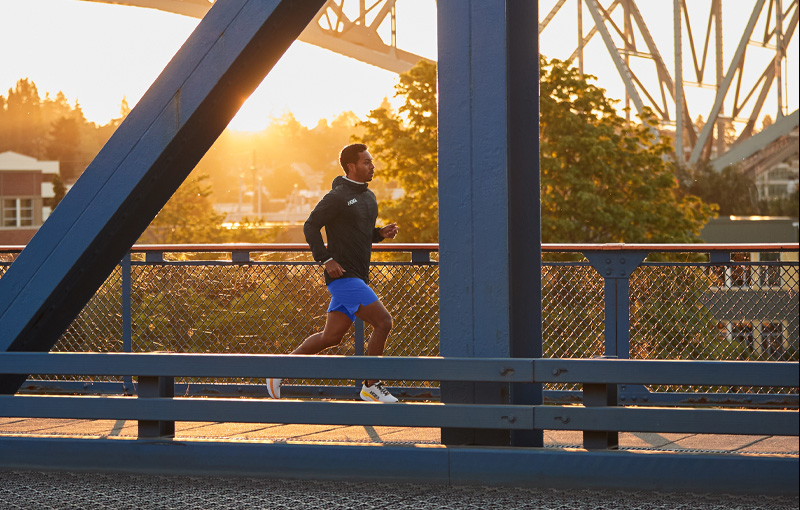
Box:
[1,395,796,436]
[2,353,797,388]
[535,358,799,386]
[3,242,798,254]
[0,353,534,382]
[1,354,797,437]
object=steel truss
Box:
[77,0,798,167]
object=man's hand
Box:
[380,223,399,239]
[324,259,346,278]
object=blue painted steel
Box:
[0,396,536,430]
[0,353,536,382]
[3,394,796,436]
[0,0,325,394]
[354,318,365,357]
[506,0,544,448]
[534,358,799,386]
[584,251,648,358]
[0,437,797,495]
[121,254,133,393]
[534,405,799,436]
[20,380,798,407]
[438,0,544,446]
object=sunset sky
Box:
[1,0,796,133]
[0,0,437,131]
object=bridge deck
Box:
[2,417,797,456]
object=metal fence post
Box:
[583,251,647,449]
[138,375,174,439]
[121,253,133,394]
[354,319,365,357]
[584,251,648,359]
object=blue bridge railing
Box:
[0,243,798,492]
[1,243,797,407]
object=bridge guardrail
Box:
[1,353,797,446]
[1,243,798,407]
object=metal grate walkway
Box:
[1,471,797,510]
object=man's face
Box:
[347,151,374,183]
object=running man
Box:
[267,143,400,402]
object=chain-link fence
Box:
[2,245,797,398]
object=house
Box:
[0,151,60,245]
[701,216,799,359]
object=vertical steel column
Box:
[438,0,542,447]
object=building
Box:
[0,151,60,245]
[701,216,799,359]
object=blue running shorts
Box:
[326,277,379,321]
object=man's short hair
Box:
[339,143,368,173]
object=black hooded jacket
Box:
[304,176,384,285]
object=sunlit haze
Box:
[0,0,437,131]
[1,0,796,133]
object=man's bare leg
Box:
[292,310,352,355]
[355,300,393,386]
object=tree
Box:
[47,116,82,181]
[678,162,759,216]
[360,58,714,244]
[138,174,231,244]
[539,57,714,243]
[360,60,438,242]
[0,79,46,157]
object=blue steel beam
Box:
[0,0,325,394]
[437,0,542,447]
[2,437,796,494]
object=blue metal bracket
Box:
[584,251,648,358]
[0,0,325,394]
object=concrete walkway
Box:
[1,417,797,455]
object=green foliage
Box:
[539,58,715,243]
[360,60,439,242]
[678,163,759,216]
[360,58,715,244]
[138,174,232,244]
[0,78,121,180]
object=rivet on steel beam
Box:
[620,258,626,264]
[499,367,514,376]
[554,416,570,424]
[502,415,517,423]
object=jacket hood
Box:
[332,175,369,191]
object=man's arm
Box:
[304,191,342,263]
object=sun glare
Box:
[0,0,435,132]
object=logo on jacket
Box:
[347,198,358,206]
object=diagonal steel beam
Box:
[689,0,766,165]
[0,0,325,394]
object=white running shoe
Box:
[360,381,399,403]
[267,378,282,399]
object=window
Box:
[758,252,782,288]
[729,252,752,288]
[2,198,34,227]
[760,322,784,357]
[732,322,754,348]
